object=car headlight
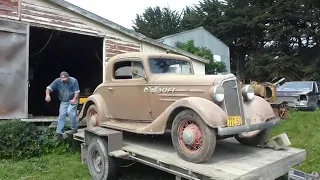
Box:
[242,85,254,101]
[211,85,224,102]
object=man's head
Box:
[60,71,70,83]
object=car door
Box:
[104,58,152,121]
[309,82,318,107]
[313,82,320,105]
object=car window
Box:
[148,58,193,75]
[113,60,145,80]
[278,82,312,91]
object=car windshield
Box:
[148,58,193,75]
[278,82,312,91]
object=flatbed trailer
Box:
[72,127,306,180]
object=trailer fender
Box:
[136,97,228,133]
[78,94,110,122]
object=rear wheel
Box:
[87,137,116,180]
[86,104,101,127]
[171,109,216,163]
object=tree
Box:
[175,40,227,74]
[131,0,320,82]
[132,6,184,39]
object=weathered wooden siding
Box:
[0,0,19,20]
[20,0,102,35]
[105,35,141,61]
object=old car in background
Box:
[78,52,280,166]
[275,81,320,111]
[246,78,289,119]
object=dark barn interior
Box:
[28,26,103,117]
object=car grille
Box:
[222,79,245,122]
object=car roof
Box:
[108,52,192,64]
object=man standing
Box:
[45,71,80,139]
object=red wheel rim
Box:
[88,109,99,126]
[177,119,203,155]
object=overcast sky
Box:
[65,0,199,29]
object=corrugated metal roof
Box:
[47,0,209,64]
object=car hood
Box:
[151,74,236,85]
[276,90,311,97]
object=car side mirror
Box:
[131,68,147,81]
[131,69,139,76]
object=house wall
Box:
[0,0,20,20]
[160,28,231,73]
[20,0,142,56]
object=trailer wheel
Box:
[171,109,216,163]
[235,128,270,146]
[86,104,101,127]
[87,137,116,180]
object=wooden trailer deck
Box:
[73,129,306,180]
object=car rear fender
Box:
[135,97,228,134]
[78,94,111,122]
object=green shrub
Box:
[0,120,42,160]
[0,120,80,160]
[38,128,79,155]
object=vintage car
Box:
[78,52,280,164]
[275,81,320,111]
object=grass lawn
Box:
[0,110,319,179]
[269,109,320,173]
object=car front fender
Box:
[135,97,228,134]
[78,94,110,122]
[238,95,276,138]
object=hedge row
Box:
[0,120,78,160]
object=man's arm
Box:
[72,79,80,100]
[46,79,58,96]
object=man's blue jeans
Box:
[56,101,78,134]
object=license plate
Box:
[79,98,87,104]
[227,116,242,126]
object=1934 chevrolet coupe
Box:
[78,52,280,163]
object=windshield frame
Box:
[277,81,313,92]
[148,57,194,75]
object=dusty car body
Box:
[78,52,280,163]
[247,78,289,119]
[275,81,320,111]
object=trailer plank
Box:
[74,130,306,180]
[121,133,306,180]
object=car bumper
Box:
[217,116,281,136]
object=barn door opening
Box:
[0,18,29,119]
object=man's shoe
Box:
[56,133,63,140]
[68,129,78,135]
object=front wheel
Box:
[87,137,116,180]
[171,109,216,163]
[235,128,270,146]
[86,104,101,127]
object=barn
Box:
[0,0,209,120]
[158,27,231,73]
